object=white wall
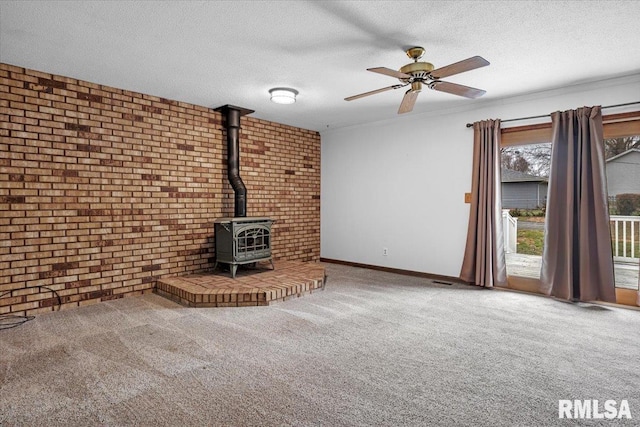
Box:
[320,73,640,278]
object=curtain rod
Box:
[464,101,640,128]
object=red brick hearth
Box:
[155,261,326,307]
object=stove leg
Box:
[269,259,275,270]
[231,264,238,278]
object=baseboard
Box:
[320,258,640,309]
[319,257,467,285]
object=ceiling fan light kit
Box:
[345,46,489,114]
[269,87,298,104]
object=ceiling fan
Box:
[345,46,490,114]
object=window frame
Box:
[501,111,640,147]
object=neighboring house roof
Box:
[606,148,640,163]
[501,168,548,183]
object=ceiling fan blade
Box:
[430,81,486,99]
[429,56,490,79]
[344,84,406,101]
[398,90,419,114]
[367,67,411,79]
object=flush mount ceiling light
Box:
[269,87,298,104]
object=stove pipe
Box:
[215,105,254,217]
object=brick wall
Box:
[0,63,320,316]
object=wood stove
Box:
[213,105,274,278]
[214,217,273,278]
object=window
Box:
[605,134,640,291]
[501,143,551,281]
[499,111,640,300]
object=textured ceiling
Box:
[1,1,639,131]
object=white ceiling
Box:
[1,1,639,132]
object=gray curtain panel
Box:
[540,106,616,302]
[460,120,507,288]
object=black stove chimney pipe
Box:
[214,105,254,218]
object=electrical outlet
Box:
[383,247,388,256]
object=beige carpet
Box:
[1,263,639,426]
